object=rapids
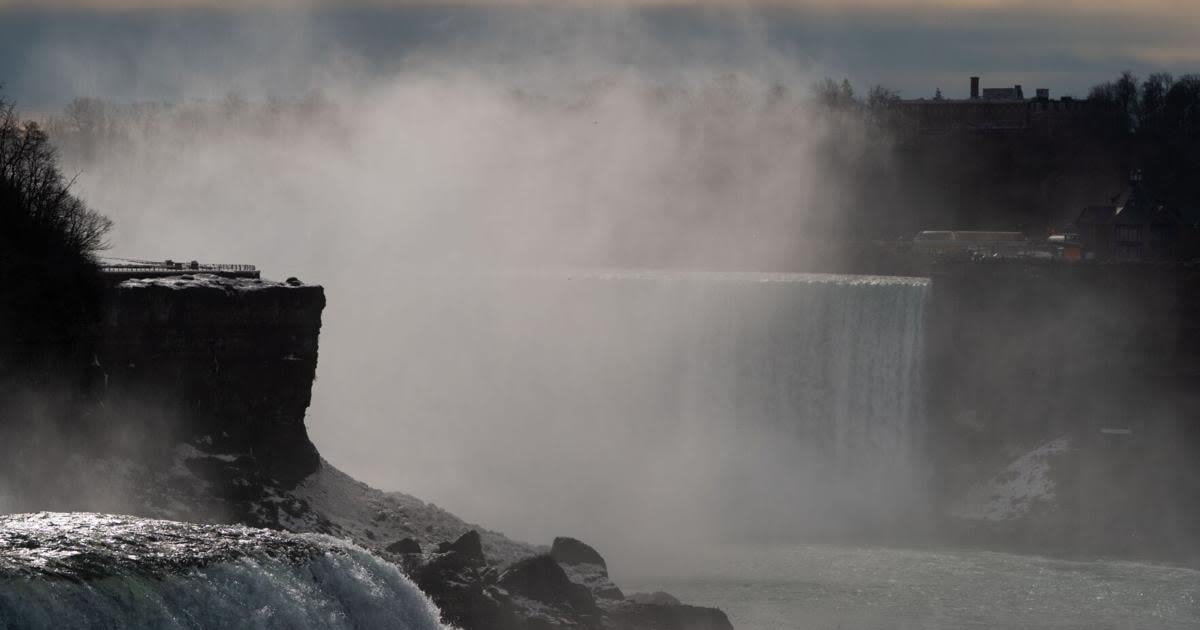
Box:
[0,512,449,630]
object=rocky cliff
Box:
[97,274,325,485]
[0,272,731,630]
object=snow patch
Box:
[950,437,1071,522]
[117,274,306,293]
[280,462,535,565]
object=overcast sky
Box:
[5,0,1196,11]
[2,0,1196,108]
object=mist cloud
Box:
[18,0,1191,576]
[24,0,919,572]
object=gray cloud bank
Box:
[2,5,1197,110]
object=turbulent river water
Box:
[0,513,449,630]
[622,543,1200,630]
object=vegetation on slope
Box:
[0,95,111,379]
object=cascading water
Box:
[375,270,930,545]
[0,513,450,630]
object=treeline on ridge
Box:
[0,94,112,428]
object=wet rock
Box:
[416,576,521,630]
[412,538,522,630]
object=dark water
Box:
[622,543,1200,630]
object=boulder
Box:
[550,537,623,600]
[498,554,596,612]
[433,530,485,564]
[449,530,485,562]
[412,561,521,630]
[385,537,422,555]
[550,537,606,568]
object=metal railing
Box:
[98,258,260,278]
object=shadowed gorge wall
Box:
[916,261,1200,561]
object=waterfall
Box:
[0,513,450,630]
[374,270,930,544]
[585,271,931,535]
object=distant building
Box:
[1073,171,1200,262]
[894,76,1098,136]
[981,85,1024,101]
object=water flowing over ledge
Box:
[0,513,450,630]
[401,267,931,287]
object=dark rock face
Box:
[551,537,624,600]
[412,532,523,630]
[441,530,485,563]
[919,262,1200,561]
[607,601,734,630]
[96,275,326,486]
[499,555,596,612]
[410,537,728,630]
[387,538,423,555]
[551,537,607,568]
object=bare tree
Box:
[1,97,112,258]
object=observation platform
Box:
[99,258,260,283]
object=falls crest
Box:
[0,513,450,630]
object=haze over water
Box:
[11,2,1200,628]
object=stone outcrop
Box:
[437,530,485,561]
[550,537,608,567]
[499,554,597,612]
[405,531,730,630]
[97,274,325,485]
[551,537,624,600]
[387,537,423,555]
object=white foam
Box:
[0,535,453,630]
